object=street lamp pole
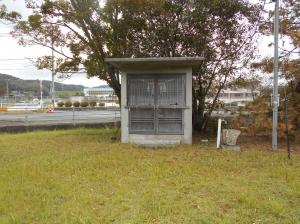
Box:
[272,0,279,149]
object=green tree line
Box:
[1,0,265,131]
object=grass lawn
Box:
[0,128,299,224]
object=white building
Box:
[217,88,260,108]
[83,85,114,97]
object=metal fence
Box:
[0,108,120,130]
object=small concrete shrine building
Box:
[105,57,203,147]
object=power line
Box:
[0,32,13,37]
[0,62,33,65]
[0,58,37,61]
[0,64,36,68]
[0,68,39,71]
[0,32,22,35]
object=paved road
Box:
[0,110,120,126]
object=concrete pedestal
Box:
[221,144,241,151]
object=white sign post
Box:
[216,118,222,148]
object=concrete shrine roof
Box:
[105,57,203,70]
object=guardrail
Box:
[54,106,120,111]
[0,109,121,132]
[7,105,41,111]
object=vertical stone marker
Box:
[221,129,241,151]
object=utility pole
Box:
[272,0,279,149]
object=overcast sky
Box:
[0,0,106,87]
[0,0,277,87]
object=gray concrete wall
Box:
[120,68,193,146]
[183,68,193,144]
[121,71,129,143]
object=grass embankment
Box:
[0,129,299,223]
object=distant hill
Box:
[0,73,85,97]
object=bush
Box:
[89,101,97,107]
[73,101,80,107]
[0,107,7,112]
[80,101,89,107]
[57,102,64,107]
[65,101,72,107]
[99,102,105,107]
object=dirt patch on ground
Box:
[194,132,299,153]
[239,135,300,153]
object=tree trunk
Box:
[106,65,121,106]
[192,87,206,132]
[114,85,121,107]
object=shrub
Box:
[57,102,64,107]
[99,102,105,107]
[65,101,72,107]
[80,101,89,107]
[73,101,80,107]
[0,107,7,112]
[89,101,97,107]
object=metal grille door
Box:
[157,76,185,107]
[128,78,155,107]
[128,74,185,134]
[157,108,183,134]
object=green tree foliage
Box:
[6,0,263,131]
[73,101,80,107]
[232,87,299,141]
[64,100,72,107]
[253,0,299,87]
[228,74,262,100]
[80,101,88,107]
[0,0,20,23]
[89,101,97,107]
[252,0,299,135]
[57,101,64,107]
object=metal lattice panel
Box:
[157,109,183,134]
[127,74,185,135]
[157,76,185,107]
[129,108,155,132]
[127,78,154,107]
